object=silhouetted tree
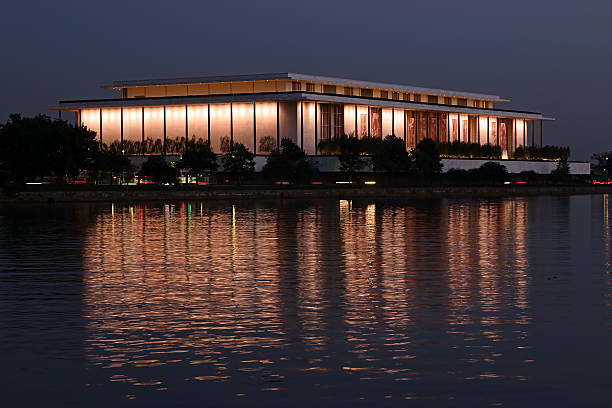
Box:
[222,143,255,184]
[262,138,318,183]
[180,139,218,181]
[139,156,178,185]
[367,135,411,173]
[473,161,508,184]
[338,135,365,181]
[411,138,442,182]
[0,114,98,183]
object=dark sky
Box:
[2,0,611,160]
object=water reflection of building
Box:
[81,198,532,384]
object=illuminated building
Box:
[57,73,550,159]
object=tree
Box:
[139,156,178,185]
[0,114,99,183]
[222,143,255,184]
[262,138,318,183]
[551,158,570,176]
[180,139,218,181]
[411,138,442,182]
[474,161,508,184]
[97,144,132,185]
[367,135,411,173]
[338,135,365,181]
[591,151,611,180]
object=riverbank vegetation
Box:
[0,115,586,192]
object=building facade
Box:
[57,73,550,158]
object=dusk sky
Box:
[2,0,611,160]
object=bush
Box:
[437,141,501,159]
[318,138,342,155]
[513,145,570,160]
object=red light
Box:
[311,181,323,185]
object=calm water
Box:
[1,196,612,407]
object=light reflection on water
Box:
[3,196,612,406]
[80,198,532,399]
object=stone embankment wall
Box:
[2,185,610,203]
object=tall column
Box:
[276,101,279,148]
[531,120,535,146]
[99,109,103,148]
[540,119,543,147]
[314,103,318,154]
[367,106,371,137]
[185,105,188,144]
[354,105,357,138]
[207,104,211,145]
[141,106,145,155]
[163,105,167,155]
[120,107,124,154]
[457,114,461,142]
[230,102,233,145]
[300,101,304,148]
[253,102,257,154]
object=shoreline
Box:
[1,185,611,203]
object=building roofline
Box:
[101,72,507,102]
[55,91,549,120]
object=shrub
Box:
[437,141,501,159]
[318,138,342,155]
[513,145,570,160]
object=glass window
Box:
[370,107,382,137]
[380,90,388,99]
[361,88,373,97]
[344,87,353,96]
[428,95,438,104]
[392,92,400,100]
[320,104,331,140]
[414,94,422,103]
[305,83,315,92]
[333,104,344,138]
[323,84,336,94]
[292,81,301,91]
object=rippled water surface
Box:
[2,196,612,406]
